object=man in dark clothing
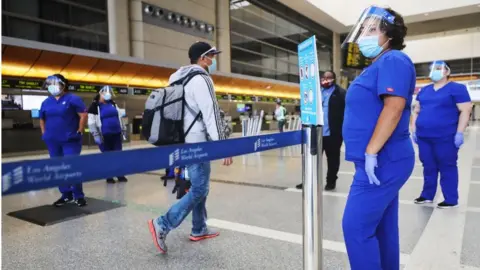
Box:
[296,70,346,191]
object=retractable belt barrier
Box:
[2,131,303,196]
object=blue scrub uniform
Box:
[40,92,86,199]
[98,102,123,153]
[342,50,416,270]
[416,82,471,205]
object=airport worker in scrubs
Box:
[411,61,472,208]
[340,6,416,270]
[39,74,88,207]
[88,86,128,184]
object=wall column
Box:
[332,32,341,77]
[107,0,131,56]
[216,0,231,73]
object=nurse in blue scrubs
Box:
[340,6,416,270]
[39,74,88,207]
[412,61,472,208]
[87,86,128,184]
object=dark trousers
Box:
[99,133,125,179]
[278,120,286,132]
[323,136,342,186]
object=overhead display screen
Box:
[342,43,372,69]
[2,79,44,90]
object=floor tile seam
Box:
[206,218,411,265]
[404,128,478,270]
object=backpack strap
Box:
[182,71,206,137]
[184,111,202,137]
[169,70,205,86]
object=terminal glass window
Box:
[2,0,108,52]
[230,0,332,83]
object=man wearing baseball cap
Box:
[148,41,233,254]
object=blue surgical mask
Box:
[103,93,112,101]
[429,70,444,82]
[47,85,61,96]
[358,36,384,58]
[208,58,217,73]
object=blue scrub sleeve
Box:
[377,55,413,100]
[451,84,471,104]
[39,100,47,120]
[71,95,87,113]
[416,87,426,101]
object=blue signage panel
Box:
[298,36,323,126]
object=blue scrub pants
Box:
[99,133,123,152]
[417,136,459,205]
[99,133,125,179]
[46,141,84,199]
[343,157,414,270]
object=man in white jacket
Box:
[148,41,233,254]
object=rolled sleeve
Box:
[451,84,471,104]
[71,95,87,113]
[377,54,415,100]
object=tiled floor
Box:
[2,125,480,270]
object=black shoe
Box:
[325,184,336,191]
[53,195,73,207]
[117,176,128,182]
[437,201,458,209]
[76,198,87,207]
[295,183,303,189]
[414,197,433,204]
[106,178,116,184]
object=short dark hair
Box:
[323,70,337,80]
[444,61,452,79]
[381,8,407,51]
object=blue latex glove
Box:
[94,135,102,145]
[412,132,418,144]
[454,132,464,148]
[365,153,381,186]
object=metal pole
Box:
[302,125,323,270]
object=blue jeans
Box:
[156,162,211,234]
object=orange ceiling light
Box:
[1,42,300,99]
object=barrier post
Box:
[302,125,323,269]
[298,35,324,270]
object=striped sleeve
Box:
[191,74,226,141]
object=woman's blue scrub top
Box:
[99,102,122,135]
[342,50,416,165]
[40,93,86,143]
[416,82,471,138]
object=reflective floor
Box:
[2,125,480,270]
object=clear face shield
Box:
[200,46,221,73]
[341,6,396,58]
[428,61,450,82]
[99,85,115,101]
[43,75,66,96]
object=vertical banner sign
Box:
[298,35,324,270]
[298,36,323,126]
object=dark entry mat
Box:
[7,197,124,226]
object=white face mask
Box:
[48,85,61,96]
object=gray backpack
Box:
[142,71,203,146]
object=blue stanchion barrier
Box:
[2,131,303,196]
